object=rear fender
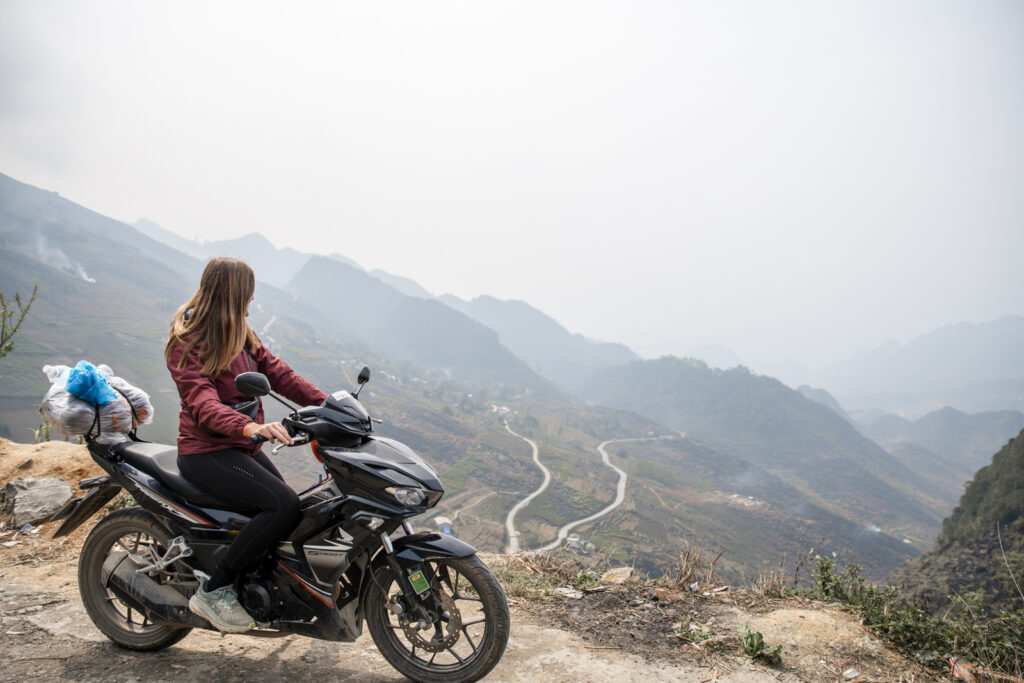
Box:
[51,480,122,538]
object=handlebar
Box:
[249,416,311,454]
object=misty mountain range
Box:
[2,170,1023,581]
[133,206,1024,419]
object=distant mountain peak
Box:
[439,294,638,393]
[232,232,276,247]
[369,269,433,299]
[687,344,744,370]
[816,316,1024,415]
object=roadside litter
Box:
[949,657,977,682]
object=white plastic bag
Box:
[39,363,154,442]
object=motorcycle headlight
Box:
[385,486,425,506]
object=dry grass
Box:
[750,560,789,599]
[657,542,723,590]
[491,549,609,598]
[492,543,732,600]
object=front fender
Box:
[362,532,478,607]
[389,532,476,566]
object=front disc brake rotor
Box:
[399,591,461,652]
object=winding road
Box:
[503,421,549,553]
[535,438,632,552]
[503,420,639,553]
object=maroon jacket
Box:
[167,339,327,456]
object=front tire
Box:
[78,507,194,651]
[365,554,510,683]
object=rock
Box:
[601,567,634,584]
[4,478,72,526]
[555,587,583,599]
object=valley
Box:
[2,171,1023,584]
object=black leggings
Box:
[178,449,301,576]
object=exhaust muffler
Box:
[101,552,208,629]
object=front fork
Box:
[380,522,443,627]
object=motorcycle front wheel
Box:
[365,554,510,683]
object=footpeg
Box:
[135,536,193,574]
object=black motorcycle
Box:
[52,367,510,683]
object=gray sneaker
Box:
[189,584,255,633]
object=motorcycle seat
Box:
[115,441,253,512]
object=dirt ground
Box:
[1,439,941,682]
[0,557,784,683]
[520,584,942,682]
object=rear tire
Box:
[78,507,193,651]
[365,554,510,683]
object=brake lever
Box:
[271,428,310,455]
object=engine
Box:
[239,576,283,623]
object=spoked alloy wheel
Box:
[366,554,510,683]
[78,507,194,651]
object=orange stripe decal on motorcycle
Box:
[276,560,334,607]
[138,487,213,526]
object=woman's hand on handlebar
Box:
[243,421,294,446]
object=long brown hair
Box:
[165,257,258,376]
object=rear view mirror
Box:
[235,372,271,397]
[357,367,371,385]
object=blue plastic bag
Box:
[65,360,118,406]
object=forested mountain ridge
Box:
[582,356,948,546]
[816,317,1024,415]
[861,406,1024,475]
[439,294,638,394]
[797,385,853,423]
[889,428,1024,612]
[288,258,550,390]
[136,217,637,395]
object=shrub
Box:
[808,554,1024,676]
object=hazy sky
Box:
[2,1,1022,371]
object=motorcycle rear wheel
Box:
[78,507,194,651]
[365,554,510,683]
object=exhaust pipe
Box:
[101,552,208,630]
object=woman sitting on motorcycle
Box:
[165,256,326,632]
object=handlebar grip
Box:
[249,434,268,444]
[282,417,304,438]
